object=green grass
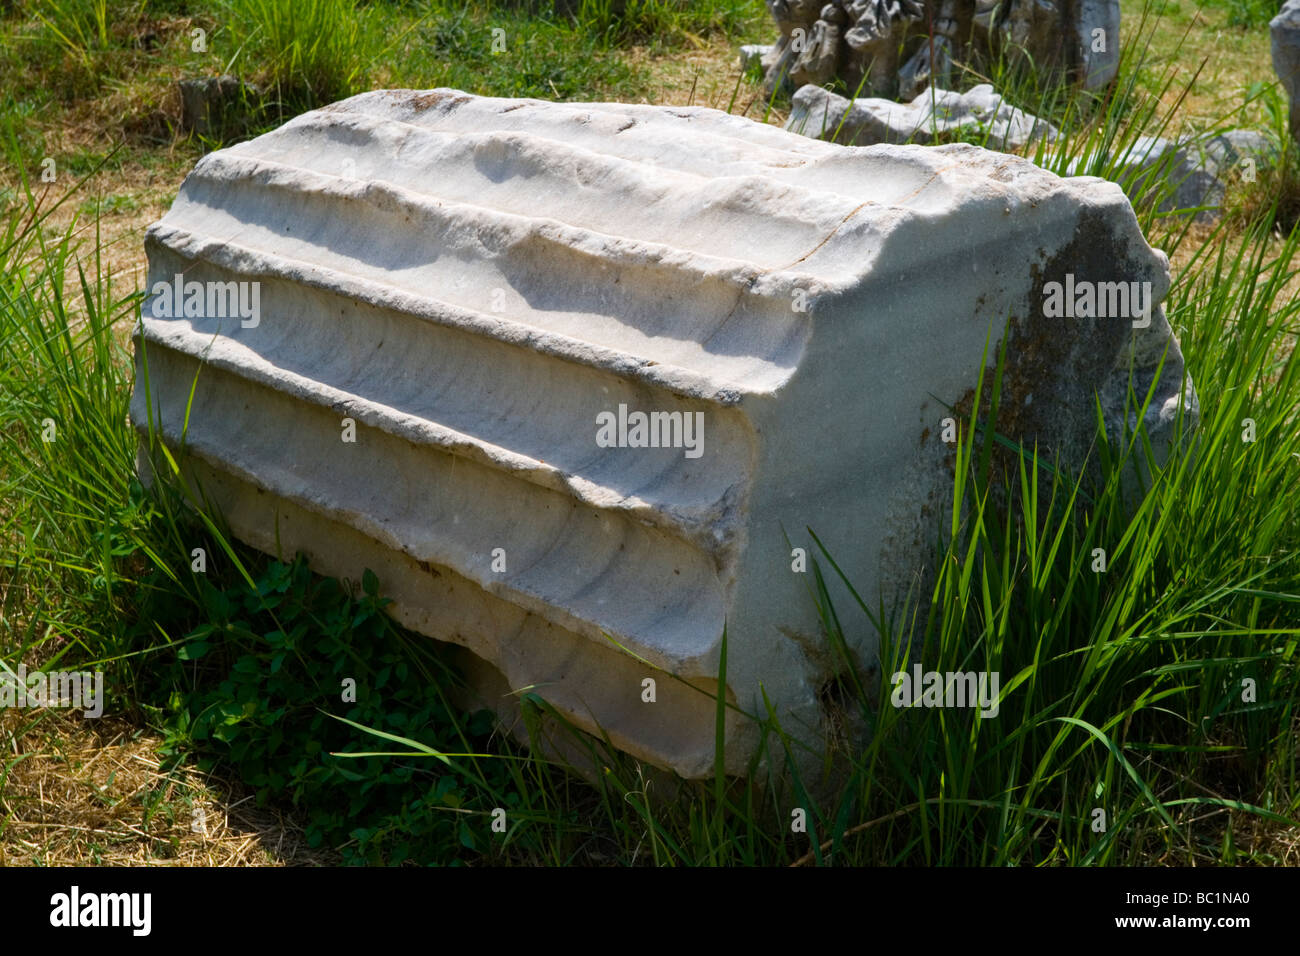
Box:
[219,0,380,109]
[563,0,758,42]
[1,0,1298,865]
[0,0,767,146]
[1203,0,1285,29]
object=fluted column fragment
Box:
[132,90,1195,778]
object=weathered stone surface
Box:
[131,89,1196,779]
[1078,0,1121,91]
[787,82,1058,149]
[760,0,1120,98]
[1273,0,1300,140]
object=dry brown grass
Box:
[1136,2,1275,136]
[622,32,788,122]
[0,707,337,866]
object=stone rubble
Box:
[178,74,262,137]
[786,82,1058,149]
[1046,130,1279,223]
[760,0,1120,99]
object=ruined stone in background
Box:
[896,0,960,100]
[1049,130,1279,224]
[787,83,1058,149]
[178,74,262,137]
[1272,0,1300,141]
[1184,130,1280,218]
[1200,129,1278,182]
[760,0,1120,99]
[131,89,1196,781]
[1078,0,1122,90]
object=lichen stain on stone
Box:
[409,90,471,112]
